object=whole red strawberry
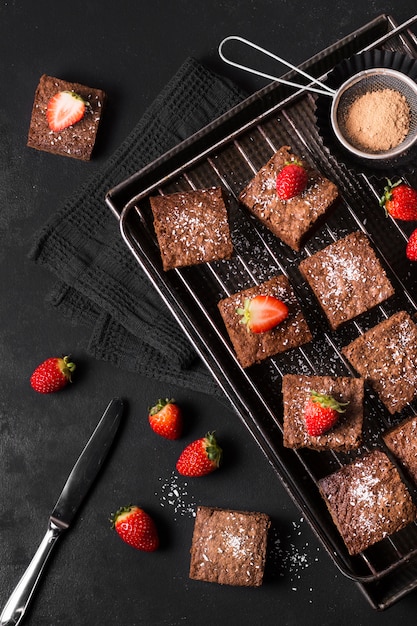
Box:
[237,295,289,334]
[176,432,222,477]
[379,179,417,220]
[30,355,76,393]
[276,160,308,200]
[406,228,417,261]
[148,398,182,440]
[304,391,348,436]
[111,505,159,552]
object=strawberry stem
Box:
[204,432,222,467]
[284,158,304,168]
[109,504,134,528]
[61,355,76,381]
[379,178,402,211]
[236,298,252,331]
[310,390,349,413]
[149,398,174,415]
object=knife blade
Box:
[0,397,124,626]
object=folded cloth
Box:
[30,58,246,397]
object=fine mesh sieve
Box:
[331,68,417,159]
[219,36,417,162]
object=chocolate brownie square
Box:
[238,145,339,251]
[299,231,394,330]
[319,449,417,555]
[383,416,417,485]
[282,374,364,451]
[149,187,233,271]
[27,74,106,160]
[189,506,270,587]
[218,275,312,368]
[342,311,417,414]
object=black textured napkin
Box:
[30,58,246,397]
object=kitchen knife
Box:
[0,397,124,626]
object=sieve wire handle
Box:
[219,35,336,97]
[362,14,417,52]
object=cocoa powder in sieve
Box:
[343,88,410,152]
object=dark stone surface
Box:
[1,3,417,624]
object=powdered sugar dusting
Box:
[348,466,382,533]
[268,517,320,595]
[300,232,394,329]
[320,450,417,554]
[392,317,417,387]
[151,187,233,269]
[155,471,197,520]
[349,469,379,505]
[222,526,250,559]
[320,247,362,296]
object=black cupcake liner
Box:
[315,49,417,176]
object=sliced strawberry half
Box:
[46,90,86,131]
[237,294,289,333]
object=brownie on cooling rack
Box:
[319,449,417,555]
[282,374,364,451]
[383,416,417,485]
[149,187,234,271]
[27,74,106,161]
[217,275,312,368]
[299,231,395,330]
[238,145,339,251]
[342,310,417,415]
[189,506,270,587]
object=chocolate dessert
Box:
[299,231,394,330]
[342,311,417,414]
[218,275,312,368]
[282,374,364,451]
[319,449,417,555]
[27,74,106,160]
[149,187,233,271]
[238,145,339,251]
[189,506,270,587]
[383,416,417,485]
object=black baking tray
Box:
[106,14,417,610]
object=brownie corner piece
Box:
[189,506,270,587]
[27,73,106,161]
[383,416,417,485]
[149,187,233,271]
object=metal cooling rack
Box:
[107,14,417,609]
